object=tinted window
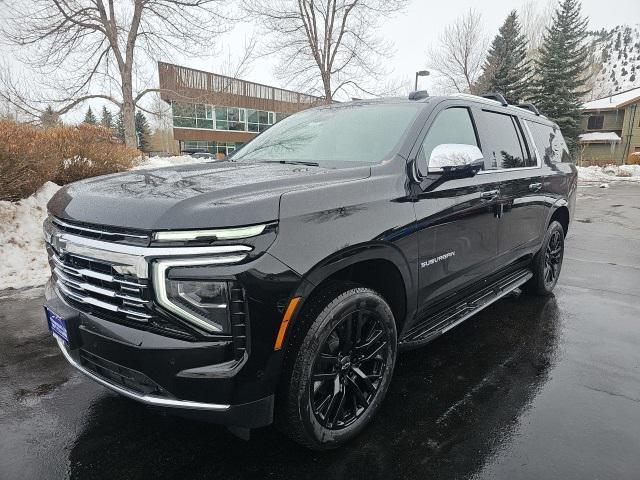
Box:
[422,108,478,158]
[525,120,571,164]
[232,104,420,168]
[419,107,478,172]
[587,115,604,130]
[481,111,533,169]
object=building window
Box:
[587,115,604,130]
[173,102,285,132]
[183,140,238,156]
[215,107,246,131]
[247,109,275,132]
[172,102,214,129]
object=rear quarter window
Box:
[525,120,571,164]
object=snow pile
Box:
[577,164,640,183]
[0,182,61,291]
[0,155,209,293]
[133,154,206,170]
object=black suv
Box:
[43,92,576,449]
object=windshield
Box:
[231,103,420,168]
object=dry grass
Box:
[0,121,141,201]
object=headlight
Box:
[153,257,245,333]
[165,279,230,332]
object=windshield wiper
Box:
[259,160,320,167]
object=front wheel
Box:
[276,285,397,450]
[524,220,565,295]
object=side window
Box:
[526,120,571,164]
[587,115,604,130]
[481,111,533,170]
[420,107,478,173]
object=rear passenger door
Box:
[476,109,545,263]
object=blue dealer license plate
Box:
[46,307,69,343]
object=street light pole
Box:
[415,70,430,91]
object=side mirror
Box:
[428,144,484,177]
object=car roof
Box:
[337,93,554,126]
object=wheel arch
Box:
[547,200,570,237]
[286,243,416,349]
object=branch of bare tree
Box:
[426,9,488,94]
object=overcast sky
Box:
[1,0,638,122]
[187,0,639,95]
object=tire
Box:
[276,283,398,450]
[523,220,565,296]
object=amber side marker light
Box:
[274,297,301,351]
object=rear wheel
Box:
[524,220,565,295]
[276,285,397,450]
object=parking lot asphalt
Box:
[1,183,640,480]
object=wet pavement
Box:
[1,183,640,480]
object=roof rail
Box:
[481,92,508,106]
[513,103,541,116]
[408,90,429,101]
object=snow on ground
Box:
[0,155,206,294]
[132,154,205,170]
[0,182,61,291]
[577,164,640,183]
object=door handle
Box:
[529,182,543,192]
[480,189,500,199]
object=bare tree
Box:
[427,9,488,94]
[243,0,408,102]
[1,0,232,148]
[518,0,554,62]
[217,35,258,80]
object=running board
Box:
[400,268,533,349]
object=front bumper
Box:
[46,284,275,428]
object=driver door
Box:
[412,103,502,318]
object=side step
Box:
[400,268,533,349]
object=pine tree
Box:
[135,110,151,151]
[475,11,532,104]
[115,113,125,143]
[83,106,97,125]
[100,106,113,129]
[533,0,590,156]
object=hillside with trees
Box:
[586,24,640,99]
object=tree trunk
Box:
[121,73,137,149]
[322,72,332,104]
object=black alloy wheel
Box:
[524,220,565,296]
[309,309,390,430]
[276,285,397,450]
[544,229,563,287]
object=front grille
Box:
[45,215,251,342]
[50,247,153,323]
[51,216,151,246]
[78,349,172,397]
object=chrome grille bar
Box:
[54,267,149,304]
[52,217,149,240]
[56,283,152,320]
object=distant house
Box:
[579,87,640,165]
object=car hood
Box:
[47,161,370,230]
